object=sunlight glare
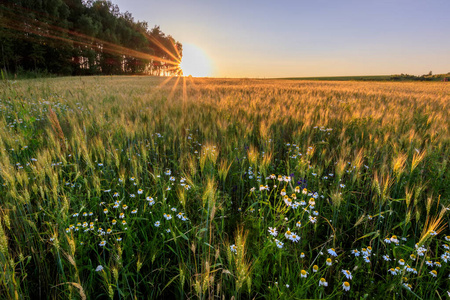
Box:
[179,43,212,77]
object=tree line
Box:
[0,0,183,77]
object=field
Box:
[278,75,392,81]
[0,76,449,299]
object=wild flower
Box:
[327,248,337,257]
[138,189,143,194]
[319,278,328,287]
[342,281,350,291]
[154,221,160,227]
[230,244,237,253]
[99,241,106,247]
[289,233,300,243]
[388,268,397,275]
[326,258,332,266]
[95,265,104,272]
[309,216,317,223]
[390,235,399,245]
[398,259,405,265]
[300,270,308,278]
[383,255,391,261]
[313,265,319,273]
[352,249,360,257]
[285,228,292,239]
[268,227,278,236]
[275,239,283,248]
[416,246,427,256]
[342,270,352,280]
[300,252,305,258]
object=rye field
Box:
[0,76,449,299]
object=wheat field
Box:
[0,76,449,299]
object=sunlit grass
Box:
[0,76,449,299]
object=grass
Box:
[0,76,449,299]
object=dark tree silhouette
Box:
[0,0,182,76]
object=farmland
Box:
[0,76,449,299]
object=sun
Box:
[179,43,212,77]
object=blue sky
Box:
[112,0,450,77]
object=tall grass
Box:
[0,76,449,299]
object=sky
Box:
[112,0,450,78]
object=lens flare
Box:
[179,43,212,77]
